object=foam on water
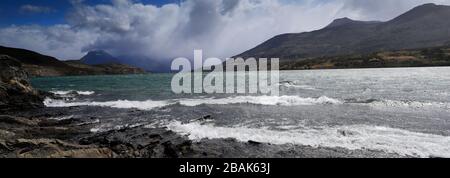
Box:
[48,115,75,121]
[50,90,95,96]
[179,96,342,106]
[167,121,450,158]
[367,100,450,110]
[44,98,171,110]
[44,94,450,112]
[77,91,95,95]
[278,81,318,90]
[90,123,145,133]
[44,95,343,110]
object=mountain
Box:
[0,46,146,77]
[81,50,120,65]
[325,17,381,29]
[114,55,173,73]
[279,46,450,70]
[0,45,70,69]
[80,50,169,73]
[235,3,450,61]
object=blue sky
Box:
[0,0,180,27]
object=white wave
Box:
[90,123,145,133]
[77,119,100,126]
[167,121,450,158]
[44,98,171,110]
[179,96,342,106]
[44,95,343,110]
[77,91,95,95]
[50,90,95,96]
[48,115,75,121]
[367,99,450,110]
[50,91,72,95]
[279,82,318,90]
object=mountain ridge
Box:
[0,46,147,77]
[235,3,450,61]
[325,17,381,29]
[81,50,121,65]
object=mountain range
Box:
[66,3,450,72]
[1,3,450,74]
[235,3,450,65]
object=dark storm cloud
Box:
[184,0,222,38]
[220,0,240,14]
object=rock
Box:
[47,148,115,158]
[0,130,15,139]
[187,115,213,124]
[0,55,44,111]
[0,115,39,126]
[337,129,358,137]
[5,138,114,158]
[0,107,408,158]
[78,126,198,158]
[248,140,262,145]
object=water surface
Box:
[32,67,450,157]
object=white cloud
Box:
[1,0,450,64]
[0,25,96,60]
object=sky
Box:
[1,0,450,62]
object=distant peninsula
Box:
[0,46,147,77]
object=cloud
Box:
[2,0,450,67]
[20,4,55,14]
[62,0,344,61]
[0,25,96,60]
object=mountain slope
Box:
[81,50,120,65]
[280,46,450,70]
[0,45,69,68]
[235,3,450,61]
[0,46,146,77]
[80,50,164,72]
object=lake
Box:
[32,67,450,158]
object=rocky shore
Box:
[0,55,404,158]
[0,55,45,111]
[1,109,404,158]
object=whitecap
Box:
[48,115,75,121]
[178,95,342,106]
[77,91,95,95]
[44,95,343,110]
[50,90,95,96]
[44,98,171,110]
[167,121,450,158]
[278,82,318,90]
[367,99,450,110]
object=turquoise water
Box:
[32,74,176,101]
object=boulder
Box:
[0,55,44,111]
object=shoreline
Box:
[0,107,407,158]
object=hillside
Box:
[64,60,147,75]
[0,46,146,77]
[80,50,120,65]
[280,46,450,70]
[235,3,450,62]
